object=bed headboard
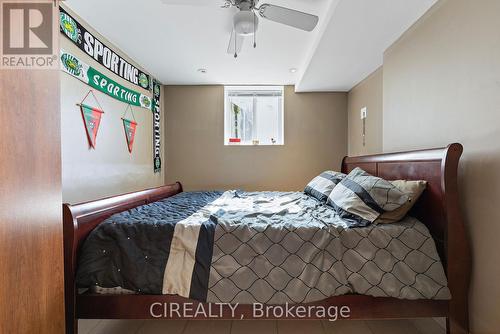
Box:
[341,143,468,277]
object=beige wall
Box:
[164,86,347,191]
[347,67,383,156]
[382,0,500,333]
[61,6,163,203]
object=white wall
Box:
[61,6,164,203]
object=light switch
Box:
[361,107,367,119]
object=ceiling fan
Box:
[161,0,319,58]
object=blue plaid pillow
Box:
[304,171,346,202]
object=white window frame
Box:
[224,85,285,146]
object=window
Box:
[224,86,284,146]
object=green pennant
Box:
[122,118,137,153]
[80,104,104,149]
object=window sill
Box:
[224,143,284,146]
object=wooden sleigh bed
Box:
[63,143,471,334]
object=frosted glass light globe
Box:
[233,10,258,36]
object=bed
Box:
[63,143,471,334]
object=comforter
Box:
[77,190,451,303]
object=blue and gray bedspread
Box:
[77,191,451,303]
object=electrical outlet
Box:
[360,107,367,119]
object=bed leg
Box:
[65,289,77,334]
[66,315,77,334]
[446,298,469,334]
[64,284,77,334]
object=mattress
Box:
[77,190,451,303]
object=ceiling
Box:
[64,0,437,92]
[296,0,438,91]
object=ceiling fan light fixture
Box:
[226,2,318,57]
[233,10,258,36]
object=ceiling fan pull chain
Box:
[234,32,238,58]
[253,13,257,48]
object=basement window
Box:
[224,86,284,146]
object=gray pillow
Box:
[304,171,346,202]
[327,167,409,227]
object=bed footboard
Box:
[62,182,183,334]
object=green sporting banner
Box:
[152,79,161,173]
[60,50,152,110]
[60,6,152,91]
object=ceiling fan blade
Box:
[227,30,244,56]
[258,4,319,31]
[160,0,217,6]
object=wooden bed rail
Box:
[62,144,470,334]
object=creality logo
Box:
[1,0,58,69]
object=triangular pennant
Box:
[80,103,104,149]
[122,118,137,153]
